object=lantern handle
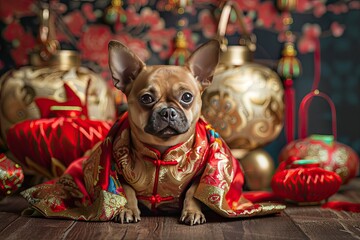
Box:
[216,1,256,52]
[36,2,60,61]
[298,89,337,140]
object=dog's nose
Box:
[160,108,177,121]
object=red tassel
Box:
[322,201,360,213]
[277,42,301,143]
[284,79,295,143]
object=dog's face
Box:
[108,40,220,148]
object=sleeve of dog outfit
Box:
[194,124,285,218]
[20,115,129,221]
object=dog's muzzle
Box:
[144,107,189,139]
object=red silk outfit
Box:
[21,112,284,221]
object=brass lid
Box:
[219,45,253,66]
[30,50,81,70]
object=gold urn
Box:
[0,50,116,149]
[0,5,116,149]
[201,1,284,150]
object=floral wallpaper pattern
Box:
[0,0,359,162]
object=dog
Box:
[21,40,284,225]
[108,39,220,225]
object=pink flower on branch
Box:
[232,0,260,11]
[62,10,86,38]
[127,0,149,6]
[113,34,150,62]
[313,1,327,18]
[3,21,35,66]
[126,7,164,30]
[297,23,321,54]
[199,9,217,38]
[147,28,177,60]
[327,3,349,15]
[330,22,345,37]
[82,3,97,21]
[77,25,113,67]
[257,2,278,28]
[0,0,36,22]
[3,21,25,41]
[349,1,360,10]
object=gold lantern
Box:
[0,4,116,150]
[201,1,284,151]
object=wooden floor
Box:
[0,179,359,240]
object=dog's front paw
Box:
[114,207,141,224]
[180,210,206,226]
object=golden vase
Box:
[201,1,284,151]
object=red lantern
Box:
[271,159,342,204]
[0,153,24,198]
[279,135,359,184]
[279,90,360,184]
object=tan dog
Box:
[20,40,284,225]
[108,40,220,225]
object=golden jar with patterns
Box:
[0,5,116,150]
[0,50,116,150]
[201,1,284,150]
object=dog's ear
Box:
[185,39,220,90]
[108,40,145,94]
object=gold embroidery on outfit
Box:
[20,114,285,221]
[112,126,208,211]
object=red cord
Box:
[298,91,337,139]
[284,79,295,143]
[312,37,321,91]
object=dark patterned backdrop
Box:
[0,0,359,165]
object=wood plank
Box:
[329,178,360,203]
[59,211,308,240]
[0,213,21,231]
[1,211,358,240]
[0,216,76,240]
[62,215,226,240]
[0,178,358,239]
[282,178,360,240]
[226,215,307,240]
[285,207,360,240]
[0,194,29,213]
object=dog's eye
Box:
[181,92,193,104]
[140,94,154,105]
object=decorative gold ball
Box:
[238,148,275,190]
[202,57,284,150]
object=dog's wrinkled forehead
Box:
[148,66,194,82]
[133,66,197,90]
[131,66,200,95]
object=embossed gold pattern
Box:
[21,113,285,221]
[202,64,284,150]
[113,124,208,211]
[201,1,284,150]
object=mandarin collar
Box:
[130,131,195,161]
